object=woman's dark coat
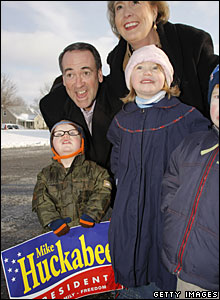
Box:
[161,127,219,291]
[107,96,211,290]
[107,22,219,119]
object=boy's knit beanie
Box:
[208,64,219,104]
[125,45,174,90]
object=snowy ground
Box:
[1,129,50,149]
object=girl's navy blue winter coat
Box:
[107,95,211,290]
[161,127,219,291]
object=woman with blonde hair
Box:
[107,1,218,120]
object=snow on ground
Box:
[1,129,50,149]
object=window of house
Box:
[3,110,7,116]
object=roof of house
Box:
[6,106,40,122]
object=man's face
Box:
[210,84,219,128]
[62,50,103,111]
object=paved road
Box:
[1,146,114,299]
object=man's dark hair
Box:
[58,42,102,73]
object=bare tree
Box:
[13,96,26,107]
[1,73,18,108]
[39,82,52,97]
[30,81,52,112]
[30,97,40,113]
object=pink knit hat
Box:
[125,45,174,90]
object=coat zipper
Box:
[174,148,219,276]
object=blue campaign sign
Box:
[1,221,122,299]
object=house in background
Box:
[1,106,47,129]
[34,114,48,129]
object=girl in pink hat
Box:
[107,45,211,299]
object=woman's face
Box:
[131,61,165,99]
[114,1,157,49]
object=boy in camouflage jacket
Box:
[32,120,112,236]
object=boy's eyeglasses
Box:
[53,129,80,137]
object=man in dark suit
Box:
[40,42,123,171]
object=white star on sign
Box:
[12,277,16,282]
[8,268,12,273]
[4,258,9,263]
[15,269,19,273]
[11,259,16,264]
[17,252,22,257]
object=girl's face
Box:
[210,85,219,128]
[52,123,81,156]
[114,1,157,49]
[131,61,165,99]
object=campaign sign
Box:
[1,221,122,299]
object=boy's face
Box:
[131,61,165,99]
[52,123,81,156]
[210,84,219,128]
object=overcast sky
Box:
[1,1,219,105]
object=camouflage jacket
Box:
[32,154,112,232]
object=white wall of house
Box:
[34,115,48,129]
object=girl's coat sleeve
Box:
[188,108,211,133]
[161,144,181,213]
[107,117,121,180]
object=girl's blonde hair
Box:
[121,64,180,103]
[107,1,170,38]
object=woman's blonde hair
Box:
[121,64,180,103]
[107,1,170,38]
